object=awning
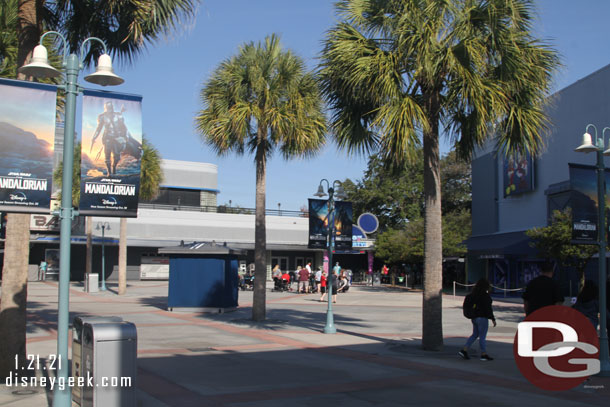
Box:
[465,231,536,257]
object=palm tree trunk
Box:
[118,218,127,295]
[16,0,40,70]
[252,142,267,322]
[85,217,92,276]
[0,213,31,376]
[422,92,443,351]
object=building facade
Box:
[18,159,372,282]
[467,64,610,294]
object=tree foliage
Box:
[195,34,327,321]
[319,0,560,351]
[343,150,471,231]
[526,209,598,289]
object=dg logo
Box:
[513,305,600,391]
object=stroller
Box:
[273,277,291,292]
[241,274,254,291]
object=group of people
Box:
[271,262,352,302]
[458,261,610,361]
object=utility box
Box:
[159,242,244,313]
[72,316,123,406]
[84,274,99,293]
[79,321,137,407]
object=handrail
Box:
[453,280,524,298]
[137,202,307,217]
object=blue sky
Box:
[90,0,610,211]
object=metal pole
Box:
[504,280,507,298]
[453,281,456,297]
[100,225,107,291]
[596,142,610,376]
[53,52,78,407]
[324,186,336,334]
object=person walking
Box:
[298,265,310,293]
[315,267,322,293]
[459,278,497,361]
[38,260,48,281]
[320,271,328,302]
[522,261,564,316]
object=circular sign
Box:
[357,213,379,234]
[513,305,599,391]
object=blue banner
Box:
[569,163,610,243]
[0,78,57,213]
[79,89,143,217]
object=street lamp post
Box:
[314,179,346,334]
[96,222,111,291]
[19,31,124,406]
[575,124,610,376]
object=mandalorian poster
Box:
[0,78,56,213]
[79,90,143,217]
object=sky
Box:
[78,0,610,211]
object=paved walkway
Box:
[1,281,608,406]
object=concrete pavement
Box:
[0,280,608,406]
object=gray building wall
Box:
[472,64,610,236]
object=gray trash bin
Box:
[80,321,137,407]
[84,273,99,293]
[71,316,124,406]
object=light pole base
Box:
[324,312,336,334]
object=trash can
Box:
[80,321,137,407]
[85,274,99,293]
[71,316,124,406]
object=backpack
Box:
[463,294,477,319]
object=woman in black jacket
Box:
[458,278,497,361]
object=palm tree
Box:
[319,0,559,350]
[117,138,163,295]
[1,0,198,376]
[195,34,327,321]
[0,0,18,77]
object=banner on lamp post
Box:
[0,78,57,213]
[308,198,353,250]
[569,163,610,244]
[80,90,143,217]
[334,200,353,251]
[308,198,328,249]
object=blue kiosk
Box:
[159,242,244,313]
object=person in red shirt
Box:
[319,272,327,301]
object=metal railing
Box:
[453,281,524,298]
[138,203,306,217]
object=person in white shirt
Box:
[315,267,322,293]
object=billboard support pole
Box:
[575,124,610,376]
[19,31,124,406]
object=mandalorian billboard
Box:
[79,90,143,217]
[0,78,57,213]
[308,198,353,250]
